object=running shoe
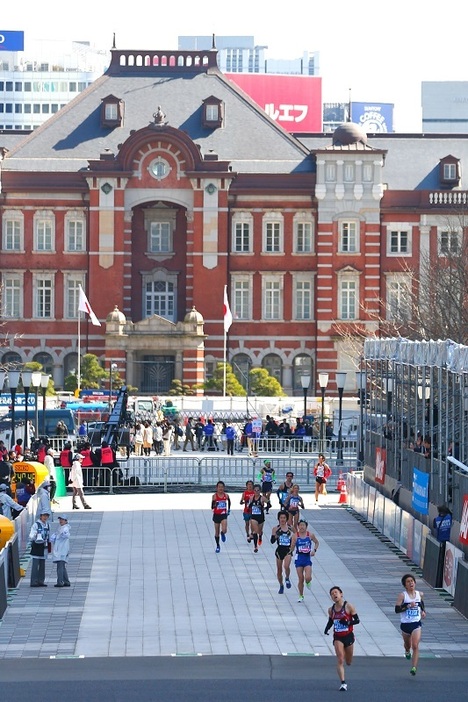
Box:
[278,584,284,594]
[258,536,263,546]
[339,683,347,691]
[405,650,411,660]
[305,580,312,590]
[285,578,291,589]
[410,667,417,676]
[215,546,220,553]
[298,595,304,603]
[247,536,252,543]
[254,547,258,553]
[221,533,226,543]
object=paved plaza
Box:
[0,491,467,659]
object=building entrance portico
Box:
[105,305,206,394]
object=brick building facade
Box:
[2,48,468,396]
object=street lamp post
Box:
[300,373,310,422]
[40,374,49,436]
[31,371,42,439]
[386,377,393,417]
[356,370,366,467]
[21,369,32,450]
[8,370,21,450]
[109,362,118,414]
[336,372,347,465]
[318,372,329,453]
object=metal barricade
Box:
[109,455,355,492]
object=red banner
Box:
[460,494,468,545]
[226,73,322,133]
[375,447,386,484]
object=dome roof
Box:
[332,122,368,147]
[184,306,204,324]
[106,305,126,324]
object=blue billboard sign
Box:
[0,393,35,407]
[351,102,393,133]
[412,468,430,515]
[0,31,24,51]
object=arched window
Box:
[142,269,178,322]
[33,352,54,375]
[63,353,78,378]
[293,355,314,394]
[263,354,282,384]
[231,353,252,390]
[2,351,22,367]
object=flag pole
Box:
[77,312,81,395]
[223,328,227,397]
[223,284,232,397]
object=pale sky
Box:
[3,0,468,132]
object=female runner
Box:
[283,484,305,530]
[211,480,231,553]
[395,573,426,676]
[249,484,267,553]
[324,585,360,691]
[270,511,296,593]
[294,518,319,602]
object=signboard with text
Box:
[0,31,24,51]
[375,447,386,484]
[412,468,430,515]
[350,101,393,133]
[226,73,322,133]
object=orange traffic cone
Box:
[336,471,345,493]
[338,480,348,504]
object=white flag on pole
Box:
[223,285,233,333]
[78,285,101,326]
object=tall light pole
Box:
[31,371,42,439]
[300,373,310,422]
[21,369,32,450]
[40,374,49,436]
[356,370,366,467]
[336,372,347,465]
[386,377,393,417]
[318,372,329,453]
[109,362,117,414]
[8,369,21,450]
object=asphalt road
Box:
[1,656,466,701]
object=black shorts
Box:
[315,476,326,485]
[275,546,291,561]
[262,482,273,494]
[212,513,228,524]
[334,632,355,648]
[251,515,265,524]
[400,621,422,635]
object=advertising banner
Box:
[459,494,468,545]
[368,486,376,523]
[0,393,35,407]
[384,498,397,544]
[0,31,24,52]
[442,542,464,596]
[400,510,414,557]
[226,73,322,133]
[375,447,386,484]
[350,102,393,133]
[412,519,423,567]
[361,480,369,521]
[374,492,385,532]
[420,524,430,569]
[412,468,430,515]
